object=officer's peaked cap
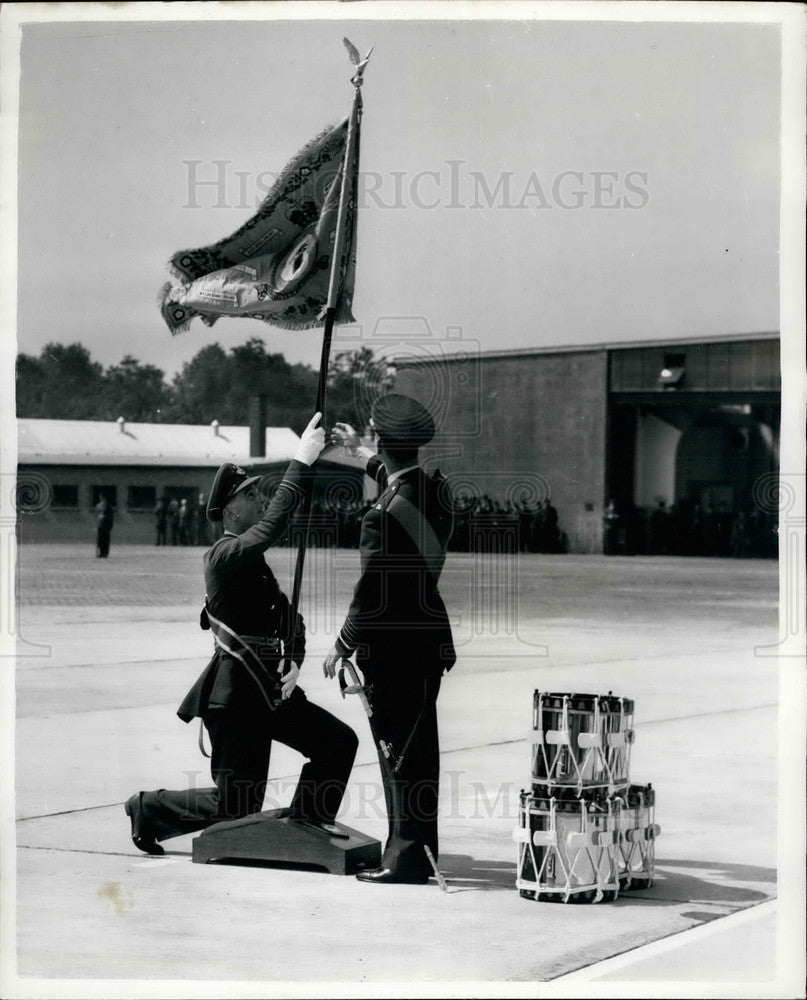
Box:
[371,393,435,447]
[207,463,262,522]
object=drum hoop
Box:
[534,691,636,714]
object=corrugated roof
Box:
[18,418,301,467]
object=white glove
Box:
[279,662,300,699]
[294,412,325,466]
[331,421,361,456]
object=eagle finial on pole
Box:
[344,37,374,87]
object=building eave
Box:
[394,331,780,368]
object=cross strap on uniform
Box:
[204,605,284,712]
[198,718,211,758]
[384,492,446,580]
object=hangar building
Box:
[393,332,780,554]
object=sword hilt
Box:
[338,659,373,717]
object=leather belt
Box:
[240,635,282,658]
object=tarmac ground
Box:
[4,544,804,998]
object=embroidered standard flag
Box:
[160,115,360,334]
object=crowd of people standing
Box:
[149,487,775,558]
[153,494,212,547]
[447,496,565,553]
[284,494,566,554]
[604,498,777,558]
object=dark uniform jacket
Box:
[334,456,456,678]
[177,460,308,722]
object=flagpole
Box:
[284,44,369,677]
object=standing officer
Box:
[95,494,114,558]
[178,498,191,545]
[154,496,168,546]
[324,394,456,885]
[125,413,358,854]
[167,498,180,545]
[195,492,209,546]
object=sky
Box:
[12,10,785,379]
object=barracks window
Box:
[51,485,79,510]
[128,486,157,510]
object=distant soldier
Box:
[714,502,733,557]
[730,511,748,558]
[544,500,561,552]
[167,498,180,545]
[603,499,620,556]
[95,495,114,558]
[154,497,168,546]
[195,493,209,546]
[178,498,191,545]
[690,502,706,556]
[649,499,670,555]
[517,501,533,553]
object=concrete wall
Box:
[395,349,609,553]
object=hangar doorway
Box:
[604,337,780,556]
[675,407,779,509]
[605,400,779,556]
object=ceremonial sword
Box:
[339,658,448,892]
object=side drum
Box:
[513,789,620,903]
[614,783,660,890]
[530,691,634,794]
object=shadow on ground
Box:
[433,853,776,907]
[645,857,776,907]
[439,853,518,891]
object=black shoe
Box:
[355,867,429,885]
[124,793,164,855]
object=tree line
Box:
[16,340,391,435]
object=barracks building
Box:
[16,411,367,546]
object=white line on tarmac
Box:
[14,700,776,823]
[17,656,204,670]
[18,845,145,858]
[549,899,777,983]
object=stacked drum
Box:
[514,691,660,903]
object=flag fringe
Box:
[158,281,196,336]
[158,280,354,336]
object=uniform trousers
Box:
[138,687,358,843]
[364,669,442,877]
[96,524,111,557]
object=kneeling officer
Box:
[125,413,358,854]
